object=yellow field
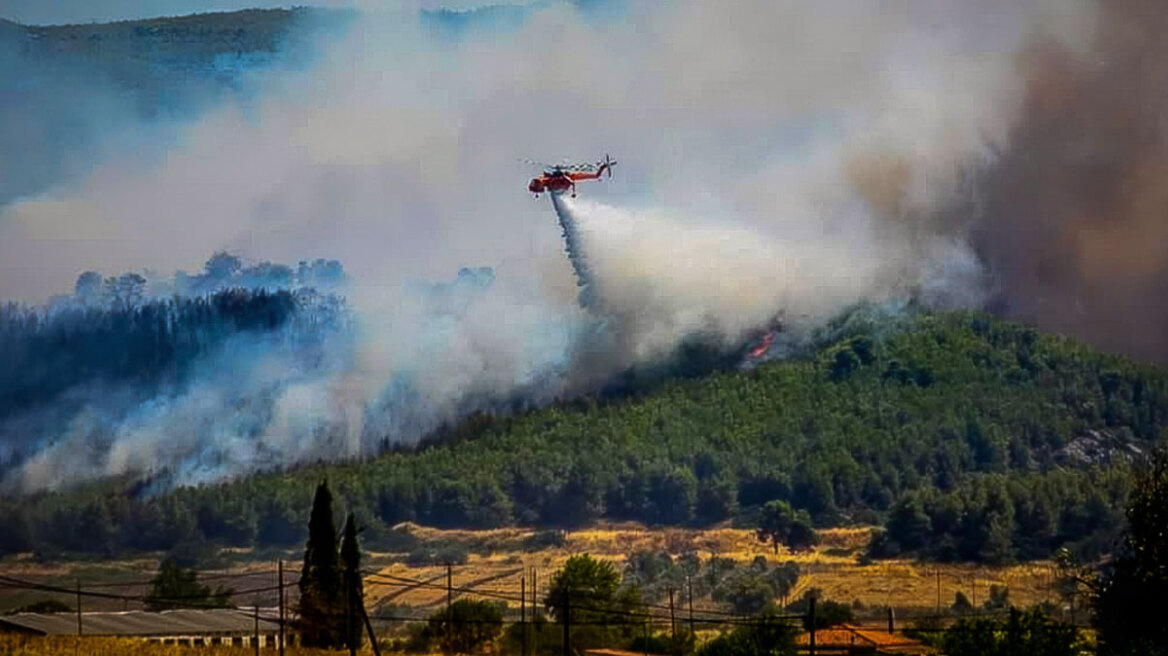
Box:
[366,524,1062,614]
[0,523,1062,633]
[0,525,1064,655]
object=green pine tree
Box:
[340,513,364,652]
[144,559,234,611]
[1095,452,1168,655]
[297,480,343,648]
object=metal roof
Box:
[795,625,933,655]
[0,608,282,636]
[584,644,668,648]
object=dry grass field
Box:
[365,524,1062,616]
[0,523,1063,629]
[0,525,1067,654]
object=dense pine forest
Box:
[2,309,1164,563]
[0,254,349,425]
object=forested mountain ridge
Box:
[0,8,351,206]
[13,8,342,71]
[2,310,1164,563]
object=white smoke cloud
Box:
[0,0,1096,300]
[0,0,1100,489]
[556,197,870,356]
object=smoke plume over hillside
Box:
[1,0,1163,490]
[967,0,1168,364]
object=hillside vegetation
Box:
[0,9,351,206]
[18,9,344,67]
[3,311,1165,563]
[9,8,350,114]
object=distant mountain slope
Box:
[18,8,349,82]
[1,3,598,206]
[0,8,351,206]
[3,310,1164,562]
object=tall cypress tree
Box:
[297,480,342,647]
[340,513,364,652]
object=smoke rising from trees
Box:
[4,0,1165,490]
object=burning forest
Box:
[1,0,1168,495]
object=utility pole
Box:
[253,604,260,656]
[75,580,82,636]
[447,563,453,609]
[887,607,894,634]
[686,576,694,637]
[278,560,285,656]
[447,562,453,654]
[808,595,816,656]
[667,588,676,641]
[348,565,357,656]
[361,604,383,656]
[532,566,539,649]
[521,575,528,656]
[562,587,570,656]
[935,570,941,616]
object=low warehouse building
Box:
[0,608,291,647]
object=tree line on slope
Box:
[0,290,328,417]
[319,452,1168,656]
[0,253,351,489]
[395,453,1168,656]
[0,252,349,425]
[0,311,1165,563]
[16,451,1168,656]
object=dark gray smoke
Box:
[969,0,1168,364]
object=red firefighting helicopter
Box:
[527,154,616,198]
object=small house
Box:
[795,624,934,655]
